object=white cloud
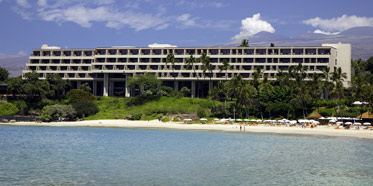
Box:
[38,5,168,31]
[232,13,275,40]
[313,29,339,35]
[177,14,197,27]
[13,1,232,31]
[37,0,47,7]
[303,14,373,32]
[16,0,31,8]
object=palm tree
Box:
[218,59,231,80]
[291,63,308,119]
[166,53,177,84]
[252,66,262,90]
[322,67,332,99]
[259,74,274,119]
[239,39,249,47]
[185,55,199,81]
[310,73,322,112]
[233,75,257,118]
[331,67,347,117]
[351,59,367,119]
[200,52,213,83]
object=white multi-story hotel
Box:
[23,43,351,97]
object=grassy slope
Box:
[84,96,213,120]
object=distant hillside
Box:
[229,26,373,60]
[0,54,28,77]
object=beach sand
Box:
[1,120,372,139]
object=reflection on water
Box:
[0,126,372,185]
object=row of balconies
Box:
[30,59,93,64]
[32,48,332,57]
[33,50,94,57]
[90,64,327,72]
[32,70,325,80]
[94,48,332,56]
[92,57,330,64]
[27,66,91,71]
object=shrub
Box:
[319,109,334,117]
[161,117,171,122]
[0,102,19,116]
[65,89,95,104]
[129,113,142,120]
[40,104,76,122]
[180,87,190,97]
[197,108,206,118]
[72,100,99,118]
[172,117,180,122]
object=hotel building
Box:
[22,43,351,97]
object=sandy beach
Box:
[1,120,373,139]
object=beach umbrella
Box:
[214,118,219,121]
[319,117,326,120]
[290,120,297,124]
[184,119,192,121]
[236,119,242,122]
[354,122,361,126]
[244,119,250,122]
[329,120,336,123]
[308,112,322,119]
[200,118,207,121]
[363,122,371,126]
[353,101,362,105]
[336,122,343,125]
[345,122,352,125]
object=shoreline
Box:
[1,120,372,139]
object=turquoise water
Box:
[0,126,372,185]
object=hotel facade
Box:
[22,43,351,97]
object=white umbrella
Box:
[319,117,326,120]
[353,101,363,105]
[200,118,207,121]
[336,122,343,125]
[290,120,297,124]
[329,120,336,123]
[244,119,250,122]
[184,119,192,121]
[363,122,371,126]
[354,122,361,126]
[214,118,219,121]
[256,120,262,122]
[345,122,352,125]
[236,119,242,122]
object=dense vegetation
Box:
[0,53,372,121]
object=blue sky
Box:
[1,0,373,55]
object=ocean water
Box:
[0,126,372,186]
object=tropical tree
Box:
[290,63,308,119]
[218,59,231,80]
[185,55,199,80]
[233,75,257,118]
[239,39,249,47]
[7,76,24,97]
[321,66,332,99]
[46,73,70,99]
[128,72,161,94]
[331,67,347,117]
[166,53,177,81]
[258,74,274,119]
[252,66,262,90]
[309,73,322,112]
[351,59,368,118]
[0,66,9,82]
